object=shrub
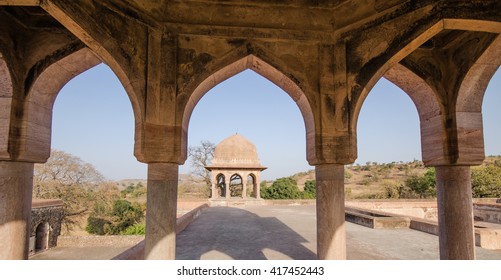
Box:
[302,180,316,199]
[471,165,501,198]
[122,223,146,235]
[404,168,436,198]
[261,177,301,199]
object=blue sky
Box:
[51,65,501,180]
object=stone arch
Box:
[0,51,13,159]
[454,35,501,164]
[34,222,50,252]
[39,2,145,162]
[18,47,142,162]
[352,19,501,132]
[456,35,501,113]
[383,63,445,166]
[353,19,501,165]
[180,53,316,165]
[247,173,257,198]
[216,173,226,197]
[229,173,243,198]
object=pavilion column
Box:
[0,161,34,260]
[145,163,178,260]
[255,172,261,199]
[242,174,247,199]
[435,165,475,260]
[211,182,217,198]
[225,173,230,198]
[315,163,346,260]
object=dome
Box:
[207,134,266,169]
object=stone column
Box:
[255,172,261,199]
[435,166,475,260]
[145,163,178,260]
[211,182,217,198]
[0,161,34,260]
[315,164,346,260]
[242,173,247,199]
[225,173,230,198]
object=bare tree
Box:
[33,149,106,232]
[188,141,216,192]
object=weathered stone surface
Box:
[0,161,34,260]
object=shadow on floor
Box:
[176,207,316,260]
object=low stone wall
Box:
[112,203,209,260]
[474,203,501,224]
[58,235,144,248]
[30,199,65,255]
[345,207,410,229]
[346,200,438,220]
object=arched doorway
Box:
[216,174,226,198]
[229,174,243,198]
[35,223,50,252]
[247,174,257,198]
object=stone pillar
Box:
[211,182,217,198]
[315,164,346,260]
[225,173,230,198]
[255,172,261,199]
[242,173,247,199]
[145,163,178,260]
[0,161,34,260]
[435,166,475,260]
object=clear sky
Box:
[51,65,501,181]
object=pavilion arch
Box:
[36,1,146,161]
[352,19,501,164]
[179,53,316,165]
[352,19,501,134]
[383,64,446,166]
[18,47,143,162]
[456,35,501,113]
[0,51,13,159]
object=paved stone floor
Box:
[32,205,501,260]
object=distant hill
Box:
[287,156,501,199]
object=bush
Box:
[261,177,301,199]
[404,168,436,198]
[122,223,146,235]
[302,180,316,199]
[471,165,501,198]
[86,199,144,235]
[86,217,111,235]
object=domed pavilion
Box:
[205,134,267,200]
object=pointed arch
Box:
[39,1,145,161]
[18,48,101,161]
[0,51,13,159]
[180,53,316,164]
[353,19,501,165]
[383,63,445,165]
[352,19,501,132]
[456,35,501,113]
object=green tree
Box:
[471,164,501,198]
[86,199,144,235]
[405,168,436,198]
[261,177,301,199]
[302,180,316,199]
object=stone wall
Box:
[30,199,64,255]
[474,203,501,224]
